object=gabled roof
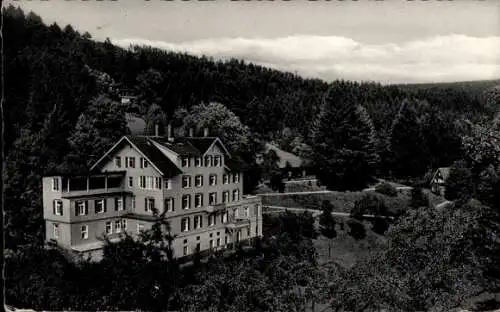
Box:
[90,135,234,176]
[437,167,451,181]
[90,136,182,176]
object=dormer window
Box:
[214,155,221,167]
[233,173,240,183]
[125,157,136,168]
[204,155,213,167]
[182,157,190,167]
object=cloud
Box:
[112,34,500,84]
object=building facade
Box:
[430,167,450,196]
[42,132,263,261]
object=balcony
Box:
[225,217,250,230]
[60,172,131,199]
[204,203,226,213]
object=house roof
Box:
[264,143,304,168]
[91,135,234,176]
[437,167,451,180]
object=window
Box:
[76,201,87,216]
[225,236,229,245]
[164,179,172,190]
[53,200,63,216]
[183,245,189,256]
[140,157,149,168]
[182,176,191,188]
[208,214,216,226]
[221,211,228,223]
[132,197,136,209]
[209,192,217,205]
[155,177,162,190]
[245,206,249,217]
[146,177,154,189]
[223,191,229,203]
[128,177,134,187]
[165,198,175,212]
[236,230,241,242]
[137,223,144,234]
[217,238,221,247]
[194,215,203,229]
[140,176,146,189]
[105,222,112,235]
[232,189,240,202]
[233,173,240,183]
[195,175,203,187]
[95,199,105,214]
[122,219,127,231]
[209,240,214,249]
[81,225,88,240]
[247,227,251,237]
[181,217,190,232]
[195,194,203,208]
[181,156,190,167]
[214,155,221,167]
[129,157,136,168]
[53,223,60,238]
[223,174,229,185]
[115,197,124,211]
[145,198,155,213]
[204,155,213,167]
[182,195,191,209]
[115,157,122,168]
[196,243,201,252]
[52,178,60,191]
[209,174,217,186]
[195,157,202,167]
[196,236,200,241]
[114,220,122,233]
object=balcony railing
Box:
[205,203,226,213]
[60,172,129,199]
[225,217,250,230]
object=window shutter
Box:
[145,198,148,212]
[60,202,63,216]
[94,200,98,214]
[103,200,107,213]
[115,198,118,211]
[140,157,143,169]
[125,157,128,168]
[152,199,155,211]
[53,200,56,215]
[75,204,79,216]
[85,201,88,215]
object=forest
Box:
[3,5,500,311]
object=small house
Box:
[430,167,450,196]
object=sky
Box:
[8,0,500,84]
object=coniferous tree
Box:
[319,201,337,257]
[311,83,380,191]
[390,99,429,178]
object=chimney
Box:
[189,128,194,137]
[154,124,159,137]
[204,127,209,137]
[167,123,173,142]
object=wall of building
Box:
[101,143,165,215]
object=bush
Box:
[375,182,398,197]
[347,219,366,240]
